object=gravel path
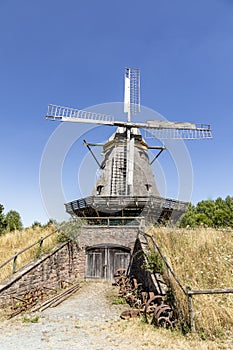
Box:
[0,281,131,350]
[0,281,231,350]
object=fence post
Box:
[38,237,44,257]
[187,287,195,333]
[13,252,18,274]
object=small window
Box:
[97,185,104,195]
[145,184,152,192]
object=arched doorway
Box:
[86,244,130,280]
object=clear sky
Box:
[0,0,233,227]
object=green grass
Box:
[22,315,40,323]
[112,297,126,305]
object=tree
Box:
[179,204,198,227]
[195,213,213,226]
[179,196,233,228]
[214,197,233,227]
[0,204,6,234]
[196,200,216,221]
[225,196,233,211]
[215,197,228,212]
[213,209,233,227]
[5,210,23,231]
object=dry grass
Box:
[0,225,58,282]
[149,227,233,339]
[110,318,233,350]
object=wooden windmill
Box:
[46,68,212,225]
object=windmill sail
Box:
[124,68,140,121]
[124,68,130,119]
[46,104,115,125]
[123,68,141,195]
[144,122,212,140]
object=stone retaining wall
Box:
[0,241,83,308]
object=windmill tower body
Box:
[93,127,159,197]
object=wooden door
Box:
[86,246,130,280]
[86,250,103,279]
[109,250,130,280]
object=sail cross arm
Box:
[146,120,197,130]
[45,104,212,139]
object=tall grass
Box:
[0,225,58,282]
[150,227,233,338]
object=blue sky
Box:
[0,0,233,226]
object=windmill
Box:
[46,68,212,225]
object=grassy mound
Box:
[0,225,58,281]
[150,227,233,339]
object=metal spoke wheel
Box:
[144,295,163,325]
[157,316,173,328]
[154,304,173,329]
[113,268,127,286]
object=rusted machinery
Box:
[114,268,174,328]
[8,280,80,318]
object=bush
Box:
[31,221,43,229]
[144,250,165,275]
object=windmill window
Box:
[145,184,152,192]
[139,151,144,158]
[139,150,148,160]
[97,185,104,195]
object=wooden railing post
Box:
[187,287,195,333]
[13,252,18,274]
[38,237,44,257]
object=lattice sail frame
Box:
[144,124,212,140]
[46,104,115,124]
[124,68,140,118]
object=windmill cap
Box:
[104,127,148,149]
